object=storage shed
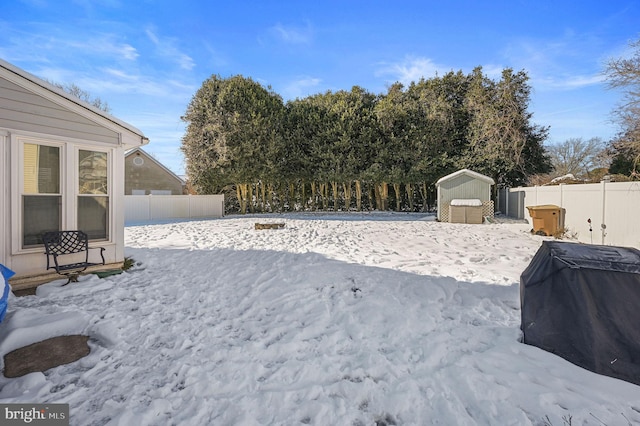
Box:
[521,241,640,386]
[436,169,495,222]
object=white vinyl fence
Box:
[125,195,224,224]
[497,181,640,249]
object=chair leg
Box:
[62,273,80,286]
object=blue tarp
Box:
[0,264,15,323]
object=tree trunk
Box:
[355,180,362,211]
[311,182,317,211]
[260,181,267,213]
[343,182,352,211]
[319,183,328,210]
[236,184,244,214]
[267,183,274,212]
[331,181,339,211]
[419,182,428,212]
[405,183,414,211]
[375,182,388,211]
[237,183,249,214]
[369,184,376,210]
[248,184,255,213]
[278,182,286,212]
[289,182,295,211]
[393,183,401,211]
[302,180,307,211]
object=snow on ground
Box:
[1,212,640,425]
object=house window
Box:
[22,143,61,247]
[78,150,109,240]
[15,137,113,251]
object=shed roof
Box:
[436,169,495,186]
[0,58,148,147]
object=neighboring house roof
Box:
[0,58,148,148]
[126,147,185,184]
[436,169,495,186]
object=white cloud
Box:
[201,42,228,68]
[269,22,313,45]
[145,28,195,71]
[71,0,122,9]
[480,64,505,80]
[376,56,450,86]
[281,76,322,100]
[1,25,139,63]
[528,71,606,92]
[92,70,186,98]
[501,33,607,91]
[145,28,160,45]
[103,67,139,81]
[67,36,139,61]
[559,74,606,89]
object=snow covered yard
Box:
[1,213,640,425]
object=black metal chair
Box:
[42,231,105,284]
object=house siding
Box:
[0,58,147,282]
[0,78,119,145]
[125,150,184,195]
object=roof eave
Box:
[0,58,148,143]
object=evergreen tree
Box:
[181,67,551,213]
[181,75,284,212]
[461,67,551,188]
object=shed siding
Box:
[439,174,491,203]
[0,78,119,145]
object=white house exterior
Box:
[0,59,148,282]
[435,169,495,222]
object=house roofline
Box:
[0,58,149,145]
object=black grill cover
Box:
[520,241,640,385]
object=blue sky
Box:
[2,1,638,175]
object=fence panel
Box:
[124,196,151,222]
[149,196,190,220]
[603,182,640,248]
[561,184,603,244]
[125,195,224,224]
[503,182,640,249]
[189,195,225,218]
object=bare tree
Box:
[46,80,111,114]
[546,137,606,179]
[604,36,640,175]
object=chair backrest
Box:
[42,231,89,255]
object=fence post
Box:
[601,180,607,245]
[505,188,509,217]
